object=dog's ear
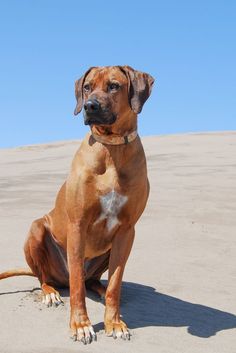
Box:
[119,65,154,114]
[74,67,96,116]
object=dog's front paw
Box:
[70,315,97,344]
[105,319,131,340]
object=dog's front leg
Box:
[104,226,135,340]
[67,221,96,344]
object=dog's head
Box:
[74,66,154,127]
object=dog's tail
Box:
[0,268,36,280]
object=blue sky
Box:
[0,0,235,147]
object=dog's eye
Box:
[83,84,90,92]
[109,83,120,91]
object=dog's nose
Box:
[84,99,100,114]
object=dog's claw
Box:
[89,326,97,341]
[125,332,131,340]
[86,336,91,344]
[81,337,86,345]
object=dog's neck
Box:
[90,112,138,146]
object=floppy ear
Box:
[120,65,154,114]
[74,67,96,116]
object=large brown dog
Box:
[0,66,154,344]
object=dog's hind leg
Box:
[85,250,110,298]
[24,218,68,306]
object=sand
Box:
[0,131,236,353]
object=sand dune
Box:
[0,131,236,353]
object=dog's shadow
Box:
[1,281,236,338]
[120,282,236,338]
[85,281,236,338]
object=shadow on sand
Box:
[117,282,236,338]
[85,281,236,338]
[1,281,236,338]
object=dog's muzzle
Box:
[83,99,117,126]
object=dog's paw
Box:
[42,291,64,307]
[105,320,131,340]
[41,284,64,307]
[70,322,97,344]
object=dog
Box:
[0,65,154,344]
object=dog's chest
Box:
[94,189,128,232]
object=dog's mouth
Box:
[83,111,117,126]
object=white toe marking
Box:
[83,326,90,337]
[95,190,128,231]
[45,294,51,305]
[88,326,95,335]
[51,293,56,303]
[77,327,84,340]
[55,294,63,303]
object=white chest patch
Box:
[95,190,128,232]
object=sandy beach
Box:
[0,131,236,353]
